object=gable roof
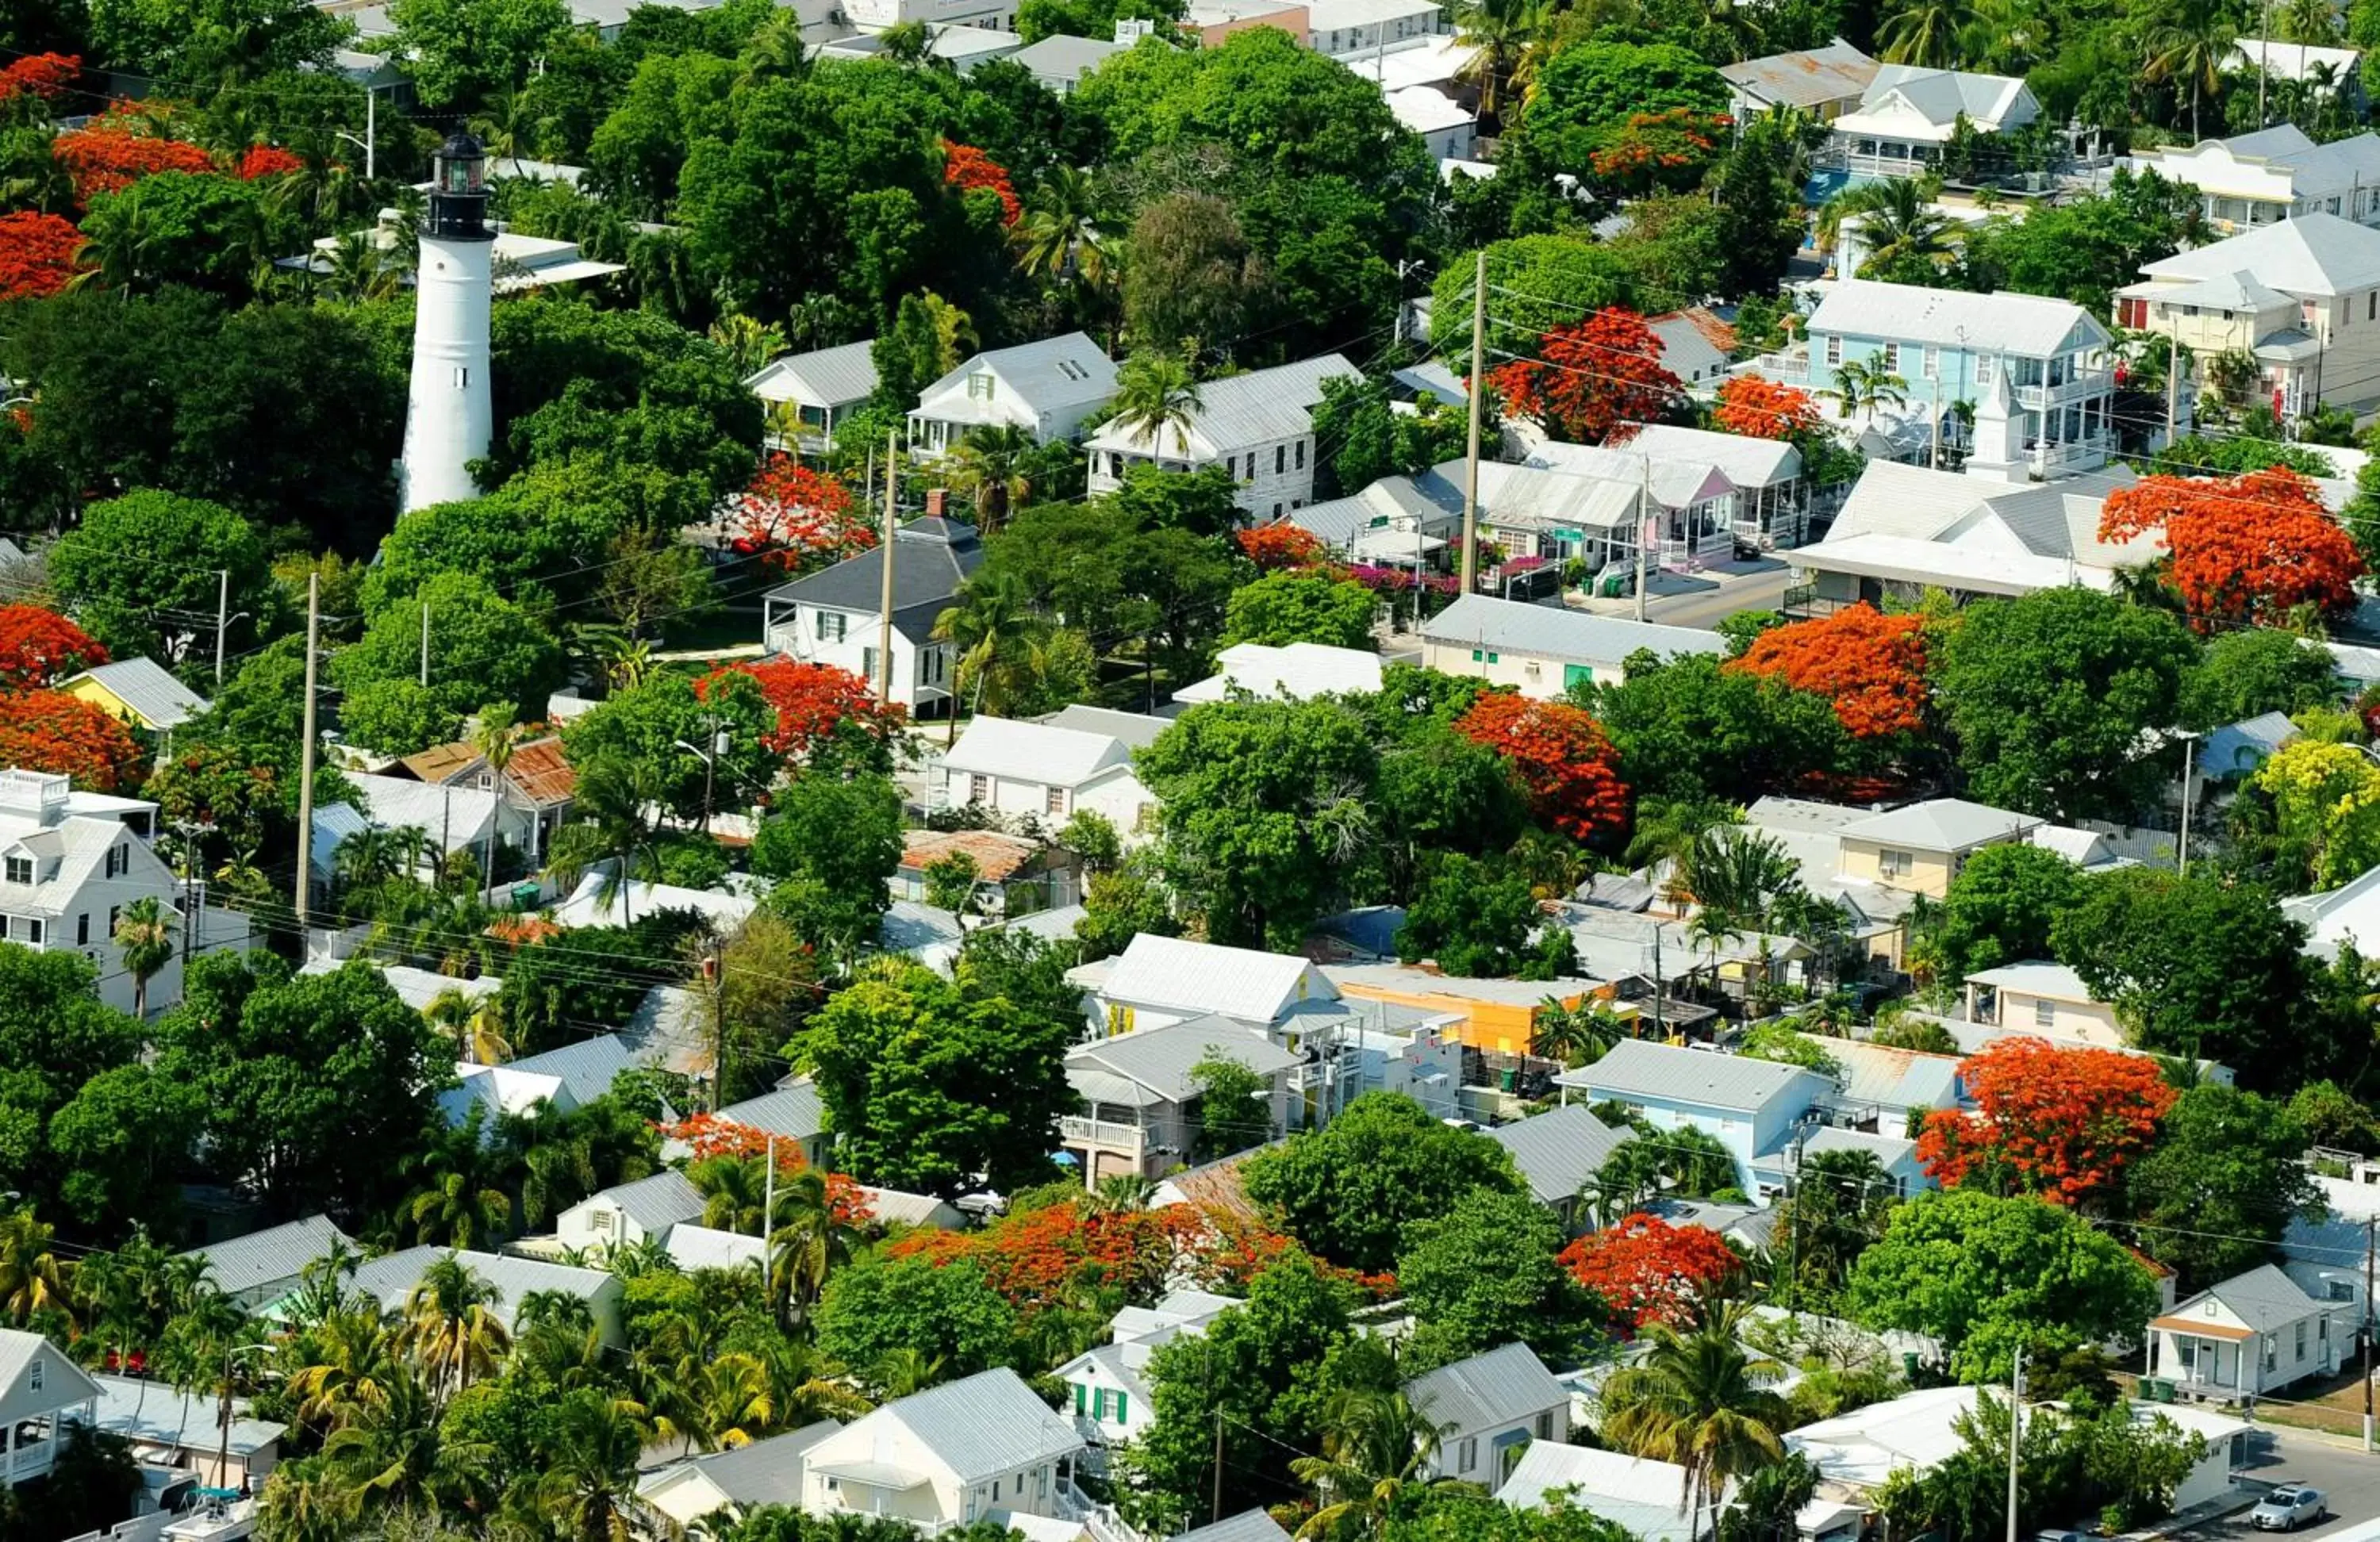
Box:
[181,1215,353,1298]
[1615,423,1802,487]
[1964,959,2096,1001]
[831,1367,1082,1484]
[1423,595,1727,666]
[1177,1513,1296,1542]
[66,657,209,731]
[345,772,504,851]
[647,1420,844,1508]
[943,715,1135,787]
[2205,709,2300,777]
[1488,1103,1630,1206]
[1406,1342,1566,1431]
[917,332,1116,420]
[899,827,1050,884]
[90,1372,282,1455]
[0,1328,101,1410]
[748,340,880,408]
[1102,934,1335,1021]
[1721,40,1880,106]
[1035,704,1173,750]
[1086,355,1358,461]
[719,1080,827,1142]
[1557,1038,1822,1112]
[1173,642,1384,704]
[1838,798,2040,851]
[1496,1441,1699,1540]
[502,737,578,805]
[1852,63,2031,131]
[442,1033,636,1124]
[1008,32,1128,82]
[1809,278,2106,357]
[763,516,986,641]
[2177,1263,2326,1332]
[582,1168,706,1233]
[2138,212,2380,297]
[348,1249,616,1329]
[1068,1014,1302,1105]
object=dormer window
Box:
[968,373,996,401]
[5,855,30,885]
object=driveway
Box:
[2175,1426,2380,1542]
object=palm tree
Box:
[1091,1173,1156,1214]
[1107,351,1203,458]
[544,756,665,926]
[472,704,523,891]
[1600,1306,1791,1538]
[1451,0,1541,124]
[1819,178,1955,274]
[530,1389,646,1541]
[709,313,789,379]
[1530,997,1624,1066]
[943,424,1038,532]
[736,10,811,89]
[683,1351,777,1454]
[1679,828,1800,923]
[933,573,1051,736]
[319,1366,449,1516]
[2278,0,2340,43]
[1012,165,1111,288]
[1625,797,1745,903]
[868,1347,948,1400]
[424,987,510,1066]
[766,1168,858,1328]
[1825,358,1910,422]
[691,1154,774,1235]
[1876,0,1976,65]
[0,1207,73,1329]
[402,1120,515,1249]
[332,821,410,895]
[68,185,163,294]
[393,1256,512,1402]
[2143,0,2239,138]
[113,896,175,1020]
[284,1308,401,1430]
[1289,1385,1470,1537]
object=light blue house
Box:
[1749,278,2117,481]
[1556,1040,1829,1201]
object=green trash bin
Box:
[509,881,542,911]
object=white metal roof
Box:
[1557,1038,1823,1111]
[747,340,879,409]
[1839,797,2039,851]
[1792,532,2117,596]
[941,715,1135,788]
[67,658,209,731]
[825,1367,1083,1485]
[1008,33,1127,82]
[1406,1341,1567,1431]
[180,1215,353,1298]
[1422,595,1728,666]
[2226,37,2363,82]
[1808,278,2106,358]
[1619,423,1803,488]
[1496,1442,1700,1540]
[1964,959,2096,1001]
[1103,934,1335,1021]
[1387,86,1475,135]
[1084,355,1358,461]
[916,332,1116,420]
[2139,211,2380,297]
[1173,642,1384,704]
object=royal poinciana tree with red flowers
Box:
[1713,374,1827,441]
[52,109,215,201]
[1236,524,1326,570]
[727,457,874,573]
[1488,307,1683,444]
[235,144,305,180]
[1587,108,1730,197]
[1453,691,1630,842]
[0,52,78,106]
[0,607,107,689]
[0,690,144,792]
[1916,1037,2178,1204]
[2099,468,2365,629]
[1557,1212,1743,1329]
[712,658,906,760]
[653,1111,877,1224]
[942,140,1020,227]
[1729,603,1930,740]
[0,213,83,301]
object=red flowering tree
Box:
[1488,307,1683,444]
[710,658,907,759]
[52,109,215,201]
[0,607,106,689]
[0,52,78,105]
[943,140,1021,227]
[2099,469,2364,629]
[1729,604,1929,739]
[1714,374,1826,441]
[653,1111,876,1224]
[1587,108,1731,197]
[0,213,84,301]
[1237,524,1326,571]
[1915,1038,2178,1205]
[1557,1213,1743,1329]
[887,1197,1209,1314]
[236,144,305,180]
[727,456,876,573]
[1453,691,1630,842]
[0,690,143,792]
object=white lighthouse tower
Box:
[398,131,495,513]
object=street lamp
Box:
[332,90,378,182]
[674,728,731,834]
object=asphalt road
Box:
[2178,1426,2380,1542]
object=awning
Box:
[812,1460,933,1488]
[2148,1316,2255,1341]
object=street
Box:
[2177,1426,2380,1542]
[1576,557,1797,632]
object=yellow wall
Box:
[1839,838,1955,898]
[1335,980,1601,1057]
[61,677,146,731]
[1999,989,2125,1046]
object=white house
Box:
[1818,1040,1961,1145]
[0,1329,101,1489]
[909,332,1119,455]
[1960,960,2124,1045]
[2114,212,2380,418]
[349,1248,626,1346]
[1007,33,1127,94]
[1823,64,2039,178]
[88,1373,285,1491]
[1306,0,1448,56]
[1172,642,1383,707]
[344,771,538,873]
[179,1215,354,1313]
[2148,1263,2361,1399]
[440,1034,641,1127]
[1557,1039,1831,1199]
[1061,1014,1303,1184]
[2226,39,2366,108]
[759,515,983,717]
[1532,424,1811,547]
[0,768,195,1018]
[1407,1342,1571,1486]
[639,1421,846,1529]
[1419,595,1726,696]
[556,1168,706,1256]
[1053,1289,1239,1460]
[1078,933,1337,1037]
[1511,439,1739,566]
[748,340,879,454]
[932,715,1159,837]
[1084,355,1360,519]
[2129,125,2380,236]
[800,1367,1092,1530]
[1487,1103,1630,1233]
[1497,1442,1704,1541]
[1387,86,1477,159]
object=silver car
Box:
[2253,1486,2328,1532]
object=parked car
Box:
[2253,1486,2328,1531]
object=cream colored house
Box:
[2128,125,2380,237]
[1960,960,2123,1045]
[1833,799,2040,898]
[1420,595,1728,696]
[639,1421,844,1528]
[2113,212,2380,419]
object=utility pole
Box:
[294,573,321,928]
[762,1133,777,1242]
[1633,455,1652,624]
[707,948,727,1112]
[365,88,376,182]
[2364,1218,2374,1452]
[2178,731,2198,876]
[2165,327,2181,446]
[1460,247,1486,597]
[419,600,431,688]
[877,427,899,708]
[213,570,229,685]
[1211,1408,1226,1527]
[2005,1344,2024,1542]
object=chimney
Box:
[925,488,949,517]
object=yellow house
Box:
[1323,963,1606,1057]
[1962,960,2125,1046]
[1830,799,2041,900]
[61,658,209,737]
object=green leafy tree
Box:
[1395,853,1580,980]
[1933,588,2198,822]
[1190,1053,1270,1161]
[1844,1189,2162,1383]
[0,950,145,1218]
[381,0,574,109]
[815,1256,1018,1383]
[1242,1092,1526,1274]
[750,773,904,962]
[88,0,351,89]
[1503,41,1729,186]
[2125,1084,2321,1290]
[49,489,278,666]
[1583,654,1847,805]
[44,1063,205,1237]
[1396,1187,1598,1366]
[796,956,1076,1196]
[331,572,566,756]
[2179,628,2340,731]
[1218,571,1380,651]
[1918,843,2083,985]
[559,669,776,827]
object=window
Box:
[2266,1339,2278,1371]
[969,773,991,804]
[1879,343,1901,371]
[1457,1437,1477,1473]
[1106,1003,1134,1035]
[1535,1412,1554,1439]
[2033,999,2056,1028]
[860,646,878,683]
[1976,354,1995,385]
[3,856,28,885]
[2370,292,2376,322]
[26,1357,38,1392]
[590,1210,614,1234]
[1824,336,1842,366]
[2330,1280,2356,1302]
[2297,1321,2308,1361]
[75,913,86,946]
[1922,345,1940,379]
[992,1480,1002,1502]
[1877,848,1914,878]
[2178,1338,2197,1369]
[105,844,125,879]
[1296,439,1307,470]
[1046,785,1069,816]
[1471,650,1499,663]
[108,904,119,934]
[453,366,470,389]
[818,612,846,643]
[1244,453,1257,480]
[968,372,996,400]
[23,917,41,946]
